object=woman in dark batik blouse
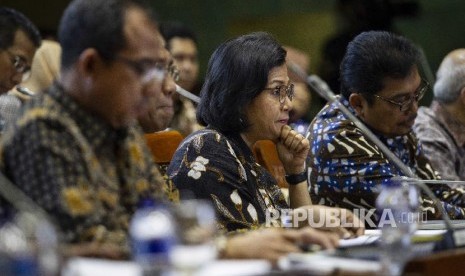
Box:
[167,32,363,236]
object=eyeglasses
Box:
[115,56,180,84]
[373,79,430,112]
[167,61,180,82]
[263,83,295,104]
[6,50,31,81]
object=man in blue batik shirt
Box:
[306,31,465,224]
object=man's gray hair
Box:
[434,50,465,104]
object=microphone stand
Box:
[16,86,36,96]
[287,63,465,249]
[175,85,200,104]
[0,172,60,274]
[395,177,465,186]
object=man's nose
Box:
[163,76,176,96]
[11,71,23,86]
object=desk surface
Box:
[63,258,272,276]
[62,229,465,276]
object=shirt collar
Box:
[49,83,128,149]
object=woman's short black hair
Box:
[197,32,286,134]
[340,31,420,103]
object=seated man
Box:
[1,0,168,257]
[414,49,465,181]
[159,21,202,136]
[0,7,41,133]
[306,31,465,223]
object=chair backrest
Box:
[144,130,184,164]
[252,140,288,188]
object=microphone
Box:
[16,86,36,96]
[287,64,464,250]
[175,85,200,104]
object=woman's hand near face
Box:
[276,125,312,208]
[276,125,310,174]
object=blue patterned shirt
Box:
[306,97,465,222]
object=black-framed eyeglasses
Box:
[6,50,31,81]
[115,56,180,84]
[373,79,430,112]
[264,83,295,104]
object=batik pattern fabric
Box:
[0,82,166,252]
[306,97,465,222]
[167,128,288,233]
[170,97,203,137]
[414,101,465,181]
[0,93,22,133]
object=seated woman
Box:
[167,32,363,237]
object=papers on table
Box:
[280,253,381,274]
[62,258,272,276]
[419,220,465,230]
[280,228,447,274]
[338,229,380,248]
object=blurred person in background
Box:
[20,39,62,94]
[319,0,420,93]
[414,49,465,181]
[160,21,202,136]
[0,7,41,133]
[138,59,178,134]
[284,46,312,135]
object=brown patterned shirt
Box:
[414,101,465,181]
[167,128,288,232]
[0,83,166,252]
[306,97,465,222]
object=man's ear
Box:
[459,86,465,106]
[349,93,366,118]
[76,48,100,77]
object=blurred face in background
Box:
[289,82,311,123]
[89,7,165,128]
[169,37,198,91]
[138,60,177,133]
[0,29,36,93]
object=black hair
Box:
[0,7,42,50]
[340,31,420,103]
[197,31,286,133]
[58,0,156,69]
[159,21,198,50]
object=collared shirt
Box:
[414,101,465,181]
[167,128,288,233]
[306,97,465,222]
[0,93,22,133]
[0,82,166,252]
